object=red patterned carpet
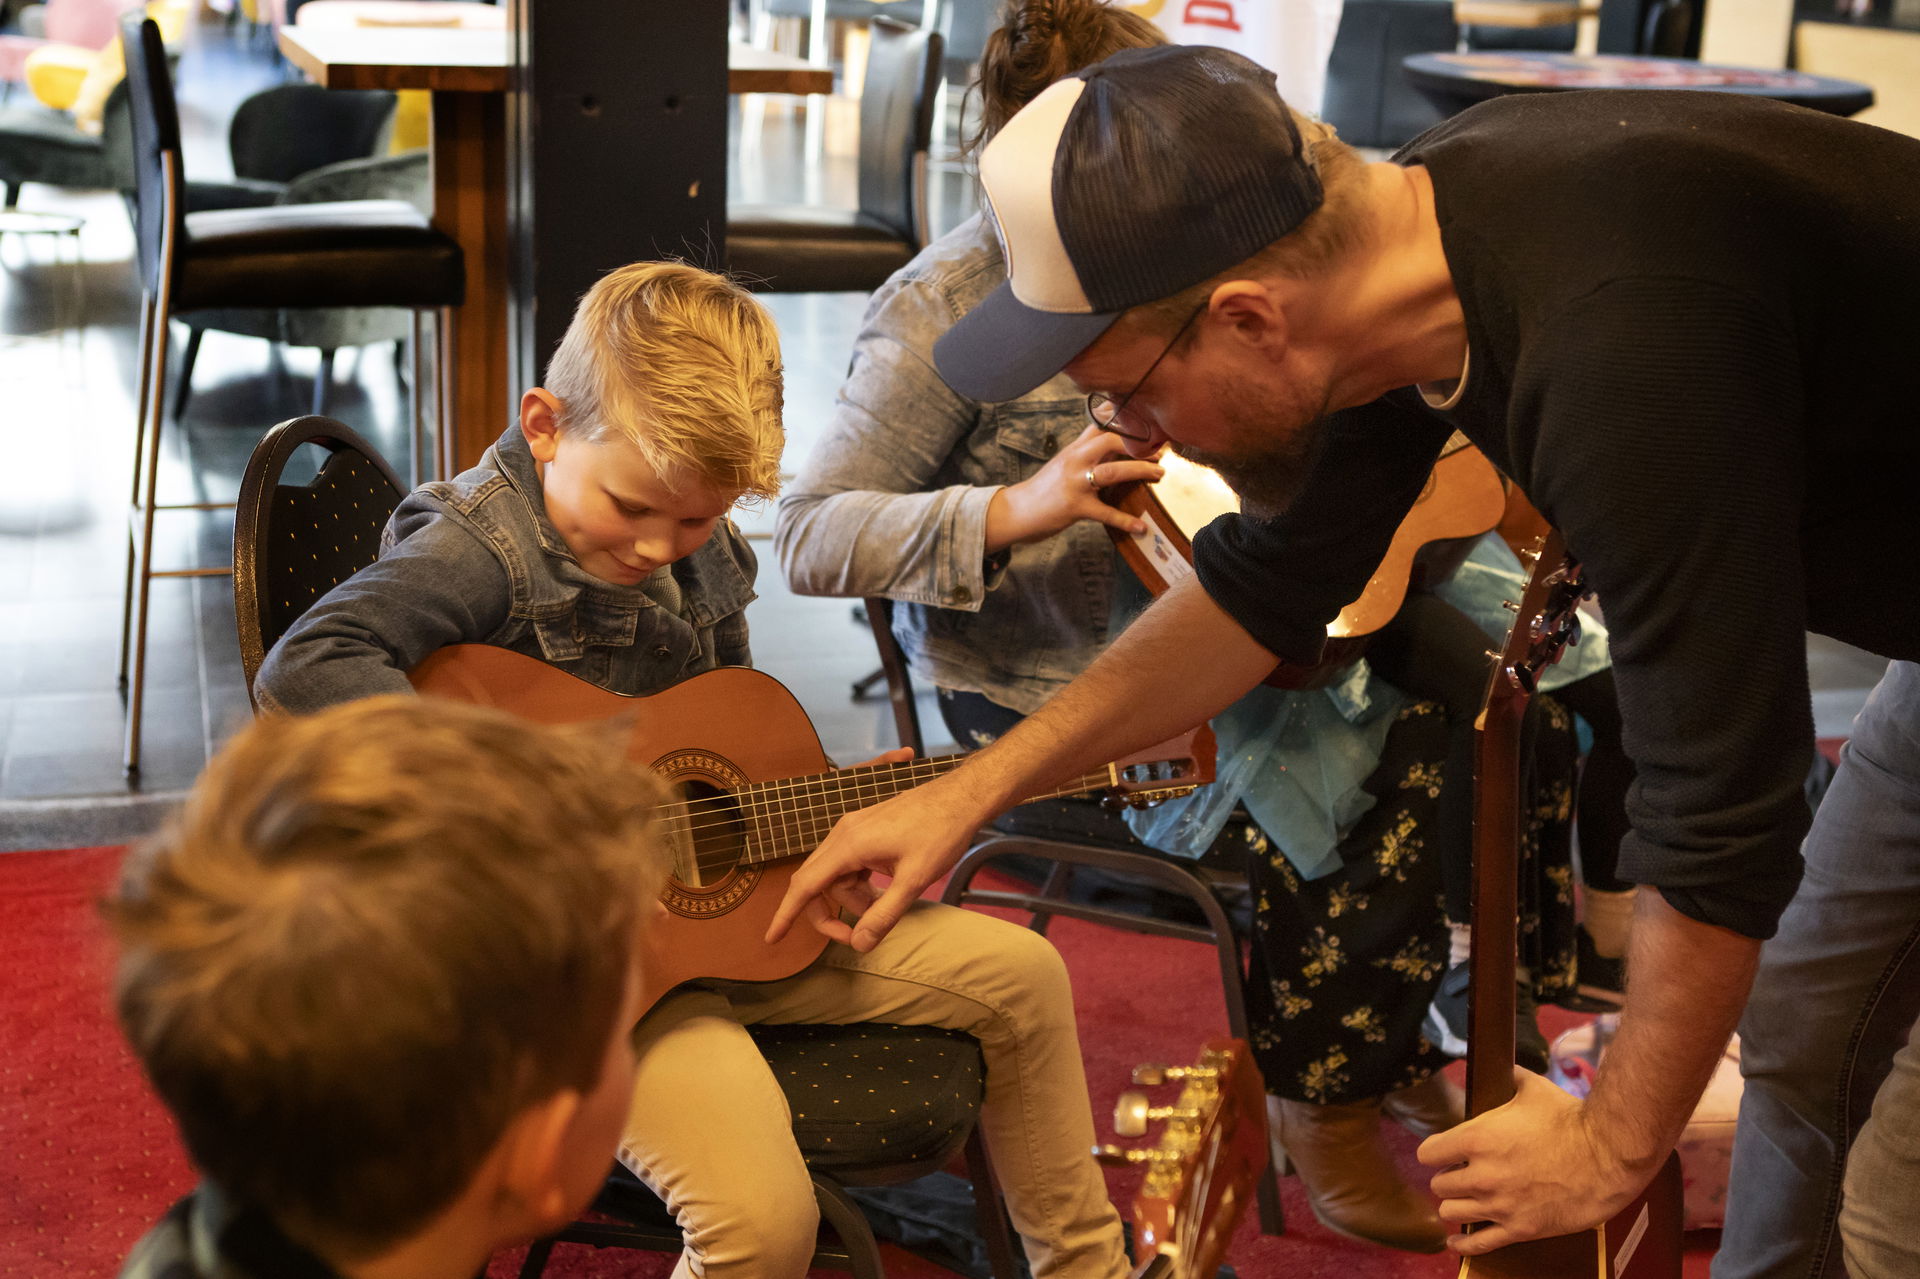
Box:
[0,845,1718,1278]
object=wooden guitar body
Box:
[1106,441,1507,688]
[410,644,1215,1015]
[410,645,833,1009]
[1456,1156,1684,1279]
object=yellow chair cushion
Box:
[69,1,191,136]
[22,43,94,112]
[391,88,429,153]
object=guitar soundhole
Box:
[666,778,748,888]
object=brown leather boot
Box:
[1381,1071,1467,1140]
[1269,1095,1447,1253]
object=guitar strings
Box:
[666,770,1115,876]
[665,765,1119,877]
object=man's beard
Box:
[1171,410,1326,519]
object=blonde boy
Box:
[255,260,781,712]
[253,259,1131,1279]
[112,698,668,1279]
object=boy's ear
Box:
[520,389,565,464]
[494,1088,585,1234]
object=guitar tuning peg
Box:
[1130,1062,1218,1086]
[1485,648,1502,662]
[1093,1143,1181,1166]
[1518,546,1542,564]
[1501,599,1520,612]
[1131,1064,1168,1086]
[1115,1089,1202,1137]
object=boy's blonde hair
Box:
[544,260,785,502]
[108,698,668,1258]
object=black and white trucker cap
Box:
[933,43,1324,403]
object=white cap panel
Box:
[979,77,1092,315]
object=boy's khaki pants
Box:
[619,900,1129,1279]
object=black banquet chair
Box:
[117,11,463,774]
[728,15,942,293]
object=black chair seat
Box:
[175,199,463,311]
[0,105,102,152]
[750,1022,984,1180]
[729,204,917,293]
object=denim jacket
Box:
[773,214,1117,715]
[255,425,757,715]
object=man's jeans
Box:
[1714,661,1920,1278]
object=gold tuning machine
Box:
[1113,1090,1201,1138]
[1093,1143,1184,1167]
[1130,1063,1220,1087]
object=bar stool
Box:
[115,11,462,774]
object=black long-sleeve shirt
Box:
[1194,90,1920,940]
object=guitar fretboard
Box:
[657,754,1116,872]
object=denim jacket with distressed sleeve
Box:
[774,214,1117,715]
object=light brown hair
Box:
[108,697,668,1258]
[543,260,785,502]
[969,0,1166,154]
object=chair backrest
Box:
[856,16,941,248]
[119,11,181,297]
[234,415,407,696]
[228,83,397,184]
[1319,0,1454,150]
[45,0,140,50]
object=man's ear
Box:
[494,1088,584,1234]
[1206,280,1289,359]
[520,389,565,464]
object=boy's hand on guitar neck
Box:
[985,423,1164,552]
[1419,1068,1641,1255]
[768,773,990,953]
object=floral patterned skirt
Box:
[1248,698,1579,1104]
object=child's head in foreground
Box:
[521,260,785,587]
[108,697,668,1269]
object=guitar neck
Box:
[669,756,1116,869]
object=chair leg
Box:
[812,1178,886,1279]
[962,1127,1024,1279]
[1026,859,1074,938]
[124,286,173,775]
[408,311,426,486]
[1,178,15,208]
[515,1238,556,1279]
[170,325,202,423]
[311,348,335,418]
[118,291,158,692]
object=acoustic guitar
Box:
[1103,434,1507,687]
[409,644,1215,1013]
[1457,534,1683,1278]
[1097,1041,1268,1279]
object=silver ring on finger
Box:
[1085,467,1099,492]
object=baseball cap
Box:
[934,43,1324,403]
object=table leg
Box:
[429,89,510,475]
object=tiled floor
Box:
[0,14,1887,850]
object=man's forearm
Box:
[951,576,1279,816]
[1588,886,1762,1170]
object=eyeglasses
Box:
[1085,303,1206,442]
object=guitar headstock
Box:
[1486,532,1590,703]
[1097,1040,1267,1279]
[1104,724,1218,810]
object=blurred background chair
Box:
[1320,0,1458,151]
[0,0,135,101]
[117,11,461,772]
[728,14,941,293]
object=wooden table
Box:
[1453,1,1599,29]
[1403,50,1876,116]
[278,26,832,473]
